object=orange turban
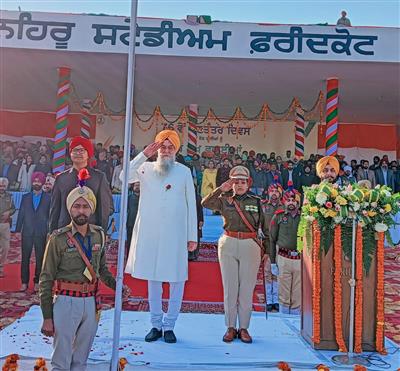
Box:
[155,130,181,152]
[316,156,340,177]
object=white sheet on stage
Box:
[1,306,399,370]
[389,212,400,245]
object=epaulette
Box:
[248,193,261,200]
[52,225,71,236]
[274,209,285,215]
[90,224,104,232]
[90,224,106,247]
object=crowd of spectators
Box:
[1,140,399,196]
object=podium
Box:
[301,225,380,351]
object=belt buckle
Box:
[290,251,299,257]
[82,283,89,294]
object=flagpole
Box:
[110,0,139,369]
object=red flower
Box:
[165,184,172,190]
[325,201,333,209]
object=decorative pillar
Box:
[325,78,339,156]
[187,104,198,156]
[80,99,92,139]
[295,106,305,158]
[52,67,71,173]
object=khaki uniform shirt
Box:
[261,201,283,254]
[0,191,16,223]
[201,188,269,253]
[39,223,116,319]
[269,210,300,263]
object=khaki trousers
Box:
[264,256,279,304]
[0,223,10,269]
[218,235,261,329]
[277,255,301,311]
[52,295,98,371]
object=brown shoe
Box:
[238,328,252,343]
[222,327,237,342]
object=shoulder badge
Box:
[274,209,285,215]
[66,237,75,248]
[52,225,71,236]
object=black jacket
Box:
[16,191,51,237]
[0,163,19,189]
[196,193,204,239]
[49,167,114,232]
[375,168,395,190]
[127,192,140,228]
[281,169,300,190]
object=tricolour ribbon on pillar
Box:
[295,106,305,158]
[325,78,339,156]
[80,99,92,139]
[52,67,71,174]
[187,104,198,156]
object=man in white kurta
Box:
[120,130,197,343]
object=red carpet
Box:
[98,262,224,302]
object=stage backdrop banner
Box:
[0,10,398,63]
[317,123,398,160]
[96,115,319,157]
[0,110,96,139]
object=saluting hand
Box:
[219,179,235,192]
[143,141,162,158]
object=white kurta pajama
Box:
[120,152,197,331]
[122,152,197,281]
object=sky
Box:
[1,0,399,27]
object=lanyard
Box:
[75,234,92,261]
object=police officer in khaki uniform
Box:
[39,171,130,371]
[202,166,269,344]
[0,177,16,277]
[261,179,283,312]
[269,183,301,315]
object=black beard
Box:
[287,204,296,210]
[32,185,42,191]
[72,215,89,226]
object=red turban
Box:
[69,137,94,158]
[31,171,46,185]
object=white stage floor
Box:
[1,306,399,370]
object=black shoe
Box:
[272,303,279,312]
[164,330,177,343]
[266,304,274,312]
[145,328,162,342]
